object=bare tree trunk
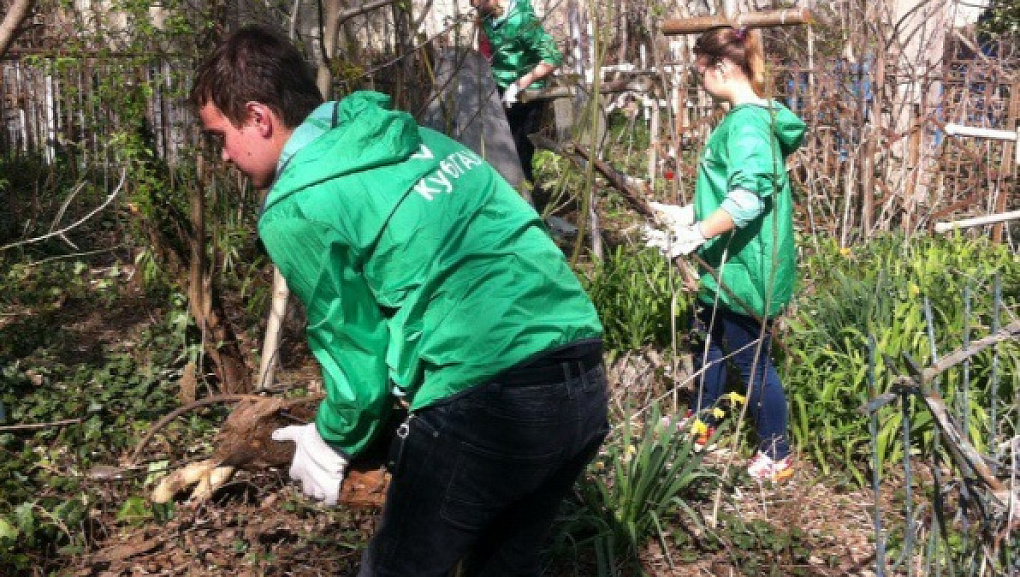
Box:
[317,0,344,99]
[137,156,252,393]
[860,2,884,235]
[189,157,252,393]
[0,0,34,59]
[614,0,627,73]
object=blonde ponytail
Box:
[744,29,766,97]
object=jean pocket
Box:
[439,440,561,531]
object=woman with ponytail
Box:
[645,26,806,483]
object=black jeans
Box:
[358,341,609,576]
[503,97,546,184]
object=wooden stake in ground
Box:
[256,268,289,390]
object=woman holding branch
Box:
[645,26,806,483]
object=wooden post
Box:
[257,268,289,390]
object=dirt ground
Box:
[71,380,890,575]
[68,455,889,576]
[40,275,892,577]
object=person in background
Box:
[645,26,806,483]
[473,0,562,206]
[191,25,608,575]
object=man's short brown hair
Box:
[190,25,323,129]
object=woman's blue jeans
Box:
[358,343,609,576]
[691,303,790,460]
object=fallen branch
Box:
[883,320,1020,510]
[918,320,1020,383]
[661,8,813,36]
[0,417,84,433]
[519,76,657,104]
[0,168,126,252]
[144,396,389,507]
[128,394,305,465]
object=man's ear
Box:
[245,102,277,138]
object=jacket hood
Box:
[764,102,806,156]
[265,91,422,211]
[490,0,532,24]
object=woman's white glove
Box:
[649,201,695,228]
[502,82,521,108]
[644,222,707,258]
[271,423,347,506]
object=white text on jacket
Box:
[412,146,485,201]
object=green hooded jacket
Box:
[694,102,807,318]
[258,92,602,456]
[480,0,563,89]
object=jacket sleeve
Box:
[522,16,563,66]
[724,121,786,198]
[259,216,391,457]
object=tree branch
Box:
[0,417,83,433]
[0,168,126,253]
[0,0,35,59]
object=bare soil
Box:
[39,273,895,577]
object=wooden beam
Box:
[934,210,1020,234]
[519,76,656,104]
[662,8,813,36]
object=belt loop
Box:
[562,362,576,398]
[578,360,588,389]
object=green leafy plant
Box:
[548,404,717,575]
[583,246,690,352]
[0,258,193,573]
[784,234,1019,484]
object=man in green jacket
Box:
[474,0,562,196]
[191,25,608,576]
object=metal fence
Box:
[865,275,1018,576]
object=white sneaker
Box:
[746,451,794,483]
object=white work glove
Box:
[648,201,695,229]
[271,423,347,506]
[644,222,707,258]
[502,82,521,108]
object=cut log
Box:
[149,397,391,508]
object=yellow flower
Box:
[723,392,747,405]
[691,419,709,435]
